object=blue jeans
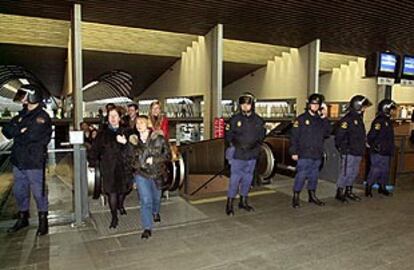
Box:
[293,158,321,192]
[13,166,48,212]
[135,175,161,230]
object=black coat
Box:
[225,112,266,160]
[335,110,367,156]
[88,126,132,194]
[126,130,171,189]
[289,111,331,160]
[2,105,52,170]
[367,113,395,156]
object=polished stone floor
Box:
[1,175,414,270]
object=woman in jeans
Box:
[127,115,171,239]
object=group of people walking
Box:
[3,85,397,238]
[87,100,171,239]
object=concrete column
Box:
[204,24,223,139]
[307,39,320,95]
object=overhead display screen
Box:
[379,53,397,73]
[403,56,414,76]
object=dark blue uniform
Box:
[366,113,394,186]
[225,112,265,198]
[2,105,52,212]
[289,111,331,192]
[335,110,366,188]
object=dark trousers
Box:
[293,158,321,192]
[336,155,362,188]
[13,166,48,212]
[367,153,391,186]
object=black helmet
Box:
[349,95,372,112]
[238,92,256,110]
[13,84,43,104]
[378,99,397,116]
[307,93,324,108]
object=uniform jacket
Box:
[225,112,266,160]
[289,111,331,160]
[367,113,395,156]
[88,126,132,194]
[126,130,172,189]
[335,110,366,156]
[2,105,52,170]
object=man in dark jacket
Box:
[2,85,52,235]
[290,94,331,208]
[335,95,372,202]
[366,99,396,197]
[225,92,265,216]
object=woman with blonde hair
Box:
[127,115,171,239]
[148,100,169,140]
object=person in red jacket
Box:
[148,100,169,140]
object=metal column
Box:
[71,3,88,226]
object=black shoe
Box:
[36,211,48,236]
[141,229,152,239]
[238,196,254,212]
[119,207,127,215]
[308,190,325,206]
[335,188,348,203]
[153,213,161,223]
[365,184,373,197]
[226,198,234,216]
[109,211,118,229]
[7,211,29,233]
[378,185,391,196]
[292,192,300,208]
[345,186,361,201]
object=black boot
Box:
[335,188,348,203]
[345,186,361,201]
[36,212,48,236]
[308,190,325,206]
[365,184,373,197]
[109,211,118,229]
[141,229,152,239]
[119,207,127,215]
[225,198,234,216]
[378,185,391,196]
[7,211,29,233]
[292,192,300,208]
[153,213,161,223]
[238,196,254,212]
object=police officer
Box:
[2,85,52,235]
[335,95,372,202]
[290,94,331,208]
[365,99,396,197]
[225,92,265,216]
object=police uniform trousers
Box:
[336,154,362,188]
[228,159,257,198]
[366,153,390,186]
[13,167,48,212]
[293,158,321,192]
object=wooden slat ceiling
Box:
[1,0,413,56]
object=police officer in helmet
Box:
[335,94,372,202]
[2,84,52,235]
[225,92,265,215]
[289,93,331,208]
[366,99,396,197]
